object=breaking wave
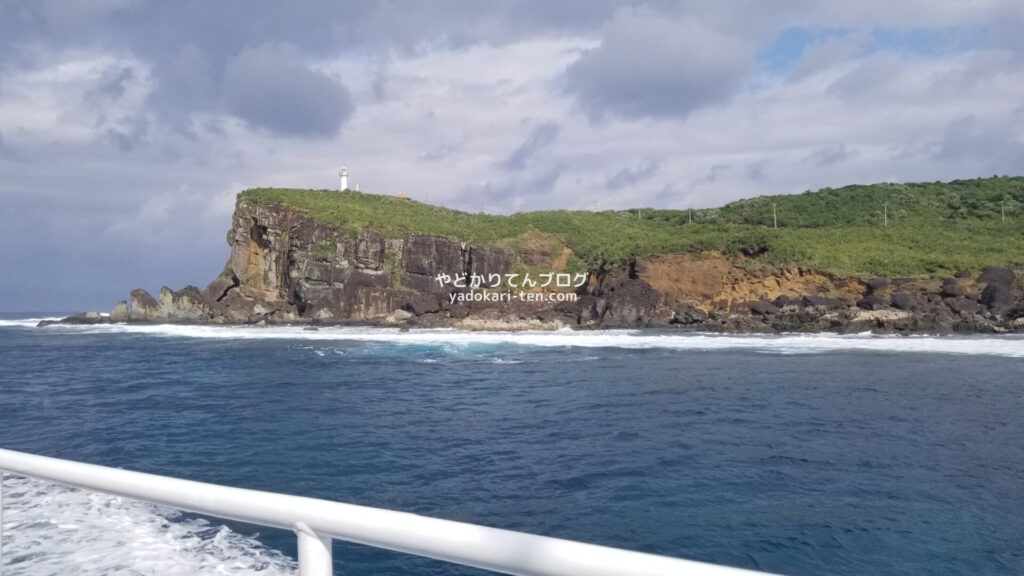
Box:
[0,474,296,576]
[20,322,1024,357]
[0,318,61,328]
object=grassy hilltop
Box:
[240,176,1024,278]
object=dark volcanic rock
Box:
[403,235,466,277]
[203,276,237,302]
[865,277,889,292]
[405,293,442,316]
[800,295,843,309]
[43,312,107,326]
[981,282,1014,312]
[750,301,780,315]
[598,279,658,327]
[670,305,708,325]
[857,293,888,311]
[354,230,386,270]
[954,268,972,279]
[772,294,796,308]
[946,297,983,315]
[940,278,964,298]
[890,292,918,311]
[978,267,1015,286]
[768,307,833,332]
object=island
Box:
[48,176,1024,333]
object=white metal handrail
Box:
[0,448,772,576]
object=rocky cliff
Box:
[56,195,1024,333]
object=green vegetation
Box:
[309,240,337,256]
[240,176,1024,278]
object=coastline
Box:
[33,305,1024,335]
[35,193,1024,336]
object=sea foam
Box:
[0,318,61,328]
[0,474,296,576]
[23,322,1024,357]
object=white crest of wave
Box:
[0,318,60,328]
[29,322,1024,357]
[1,474,296,576]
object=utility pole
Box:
[884,203,889,227]
[1002,201,1006,223]
[688,208,692,224]
[772,203,777,229]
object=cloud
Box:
[933,113,1024,171]
[4,2,1024,311]
[803,144,860,167]
[565,9,754,120]
[500,123,559,171]
[150,44,218,116]
[785,30,869,81]
[463,165,566,212]
[418,138,467,162]
[223,42,353,137]
[692,163,732,188]
[0,132,21,160]
[606,157,659,189]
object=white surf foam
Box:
[26,322,1024,357]
[1,474,296,576]
[0,318,61,328]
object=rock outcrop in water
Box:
[46,196,1024,333]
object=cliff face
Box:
[97,197,1024,333]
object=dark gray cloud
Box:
[692,164,732,188]
[565,10,754,120]
[151,44,219,114]
[606,157,660,189]
[103,117,149,152]
[84,66,136,107]
[419,136,470,162]
[0,132,20,160]
[803,144,859,167]
[461,165,566,212]
[223,42,353,137]
[500,123,559,171]
[934,114,1024,171]
[0,0,623,120]
[745,160,768,181]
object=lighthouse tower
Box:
[338,167,349,191]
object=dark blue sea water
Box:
[1,318,1024,575]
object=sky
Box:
[1,1,1023,312]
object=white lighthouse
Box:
[338,167,349,191]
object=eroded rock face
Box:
[71,196,1023,333]
[105,199,523,325]
[110,301,129,322]
[129,288,159,321]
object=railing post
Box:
[1,472,5,576]
[295,521,332,576]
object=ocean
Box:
[1,317,1023,575]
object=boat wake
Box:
[0,474,295,576]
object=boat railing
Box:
[0,448,771,576]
